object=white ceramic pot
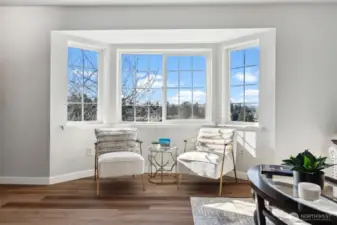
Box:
[298,182,321,201]
[152,144,161,150]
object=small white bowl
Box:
[298,182,321,201]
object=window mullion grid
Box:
[162,55,167,122]
[178,57,180,118]
[81,49,85,122]
[133,59,136,122]
[147,55,150,122]
[191,57,194,118]
[243,50,246,122]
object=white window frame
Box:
[223,40,260,126]
[116,49,212,124]
[67,41,104,123]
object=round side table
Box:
[148,146,178,184]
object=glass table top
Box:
[262,174,337,217]
[148,145,178,153]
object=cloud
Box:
[136,73,163,88]
[245,89,259,97]
[234,73,257,83]
[168,90,205,104]
[73,69,97,77]
[230,89,259,103]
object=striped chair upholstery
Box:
[94,128,145,195]
[177,128,237,196]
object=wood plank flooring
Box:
[0,175,251,225]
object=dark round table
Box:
[248,165,337,225]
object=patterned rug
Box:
[190,197,307,225]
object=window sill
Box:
[216,123,262,132]
[114,121,212,128]
[62,121,106,129]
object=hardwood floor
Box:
[0,175,251,225]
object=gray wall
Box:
[0,4,337,177]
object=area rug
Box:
[190,197,307,225]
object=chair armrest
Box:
[136,139,143,155]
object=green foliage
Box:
[282,149,335,173]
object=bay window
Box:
[67,45,101,121]
[120,51,210,123]
[228,44,259,123]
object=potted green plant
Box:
[282,149,335,189]
[151,141,161,150]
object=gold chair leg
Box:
[96,166,100,196]
[219,177,223,196]
[96,178,100,196]
[142,174,146,191]
[177,173,182,190]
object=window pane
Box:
[83,71,98,103]
[136,106,148,122]
[179,56,192,70]
[179,102,192,119]
[179,89,192,119]
[167,56,179,70]
[180,89,192,105]
[83,50,99,69]
[193,104,205,119]
[84,104,97,121]
[135,54,149,71]
[245,104,258,122]
[136,72,162,89]
[193,88,206,104]
[122,105,134,121]
[244,66,259,85]
[230,68,244,86]
[134,89,149,105]
[150,55,162,73]
[230,50,244,69]
[230,103,244,122]
[122,89,135,105]
[180,71,192,87]
[122,71,133,89]
[167,71,178,87]
[67,47,99,121]
[68,104,82,121]
[244,84,259,103]
[167,89,179,105]
[148,88,162,105]
[68,68,82,102]
[68,47,83,67]
[245,47,259,66]
[149,105,162,122]
[230,86,244,103]
[193,71,206,88]
[167,103,179,120]
[122,55,136,71]
[193,56,206,70]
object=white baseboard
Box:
[226,171,248,180]
[0,169,94,185]
[49,169,94,185]
[0,169,246,185]
[0,176,49,185]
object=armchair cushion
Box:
[99,152,144,163]
[177,151,232,179]
[98,152,144,178]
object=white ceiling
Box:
[1,0,336,6]
[62,29,269,44]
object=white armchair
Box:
[94,128,145,195]
[177,128,237,196]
